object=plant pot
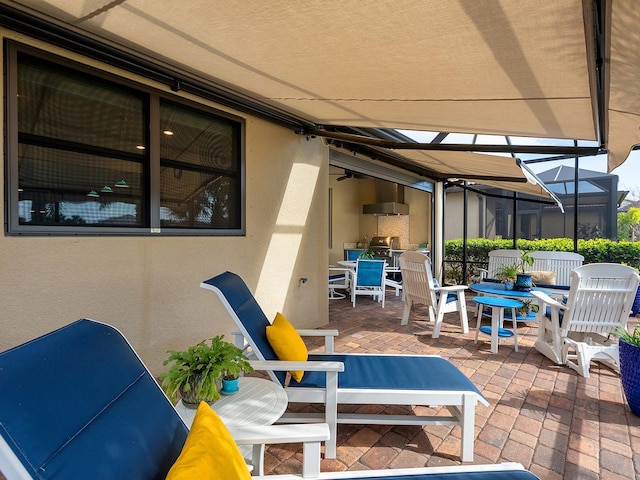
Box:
[503,281,514,291]
[514,273,532,292]
[619,337,640,416]
[221,377,240,395]
[631,286,640,317]
[180,375,222,408]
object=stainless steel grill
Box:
[368,236,400,258]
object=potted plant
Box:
[220,353,253,395]
[617,325,640,416]
[496,264,519,290]
[358,250,375,259]
[160,335,253,407]
[514,250,534,291]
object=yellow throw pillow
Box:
[166,402,251,480]
[528,270,557,285]
[266,312,308,382]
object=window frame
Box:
[5,41,246,236]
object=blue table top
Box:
[472,295,524,308]
[469,282,550,298]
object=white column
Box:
[432,181,445,282]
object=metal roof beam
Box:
[308,129,602,156]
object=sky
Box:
[399,130,640,199]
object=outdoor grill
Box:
[368,236,400,259]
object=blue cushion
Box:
[0,319,188,480]
[436,291,458,304]
[294,355,486,403]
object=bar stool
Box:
[473,296,523,353]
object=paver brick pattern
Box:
[261,289,640,479]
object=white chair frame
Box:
[528,251,584,286]
[478,249,523,280]
[399,251,469,337]
[328,266,351,299]
[480,249,583,286]
[531,263,640,377]
[351,259,386,308]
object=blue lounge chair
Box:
[0,319,326,479]
[201,272,490,462]
[0,319,537,479]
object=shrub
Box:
[444,237,640,284]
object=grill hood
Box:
[363,181,409,216]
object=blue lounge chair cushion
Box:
[0,319,188,480]
[295,354,485,401]
[203,272,486,399]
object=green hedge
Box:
[444,238,640,284]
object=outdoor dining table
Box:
[469,281,550,299]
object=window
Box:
[6,43,244,235]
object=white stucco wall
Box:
[0,30,329,375]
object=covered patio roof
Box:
[4,0,639,200]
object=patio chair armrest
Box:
[232,423,329,477]
[478,268,488,279]
[436,285,468,292]
[297,329,339,337]
[250,360,345,372]
[232,423,329,445]
[328,267,351,274]
[530,290,566,310]
[297,329,339,353]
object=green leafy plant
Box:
[358,250,375,259]
[160,335,253,404]
[517,299,538,317]
[518,250,534,273]
[496,264,519,283]
[617,324,640,347]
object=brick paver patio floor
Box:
[261,289,640,479]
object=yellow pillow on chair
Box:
[266,312,308,382]
[166,401,251,480]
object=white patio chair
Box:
[478,249,523,280]
[328,266,350,299]
[529,250,584,287]
[531,263,640,377]
[399,251,469,338]
[350,258,386,308]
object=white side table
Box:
[174,376,287,474]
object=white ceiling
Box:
[7,0,639,199]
